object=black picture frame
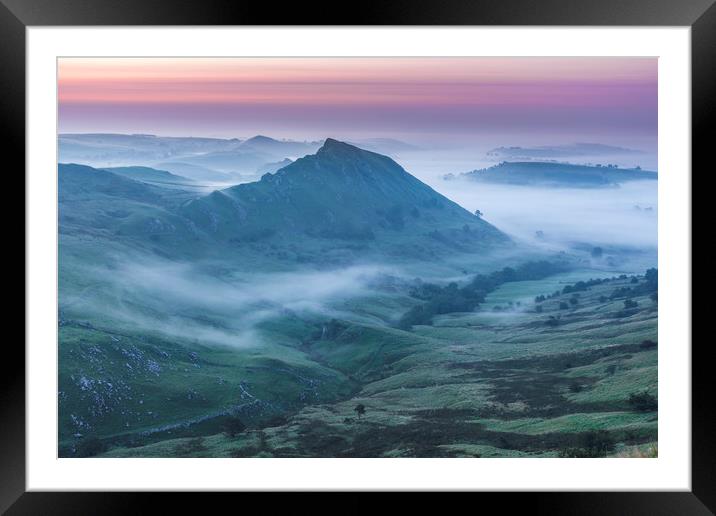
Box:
[4,0,709,512]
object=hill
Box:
[453,161,657,188]
[154,161,236,183]
[102,166,195,187]
[59,163,166,202]
[58,133,321,178]
[181,139,507,250]
[58,133,241,167]
[164,137,319,175]
[255,158,293,176]
[487,143,643,160]
[59,141,509,266]
[57,146,657,459]
[240,135,319,156]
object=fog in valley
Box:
[57,57,661,458]
[61,256,395,348]
[435,179,657,250]
[59,134,659,349]
[386,144,657,261]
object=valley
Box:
[57,138,658,459]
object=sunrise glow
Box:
[58,57,657,145]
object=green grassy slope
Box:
[181,139,507,248]
[96,273,657,458]
[58,144,656,458]
[101,166,196,187]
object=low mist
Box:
[61,257,393,348]
[435,178,657,250]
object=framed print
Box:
[5,0,712,511]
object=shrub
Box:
[222,416,246,438]
[175,437,207,456]
[616,443,658,458]
[398,260,569,328]
[75,436,107,457]
[560,430,614,458]
[628,391,657,412]
[559,301,569,310]
[319,319,349,340]
[582,430,614,457]
[639,339,657,350]
[610,286,632,299]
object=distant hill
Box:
[255,158,293,176]
[160,136,320,175]
[102,166,195,187]
[154,162,235,183]
[487,143,643,160]
[58,133,321,177]
[58,163,202,247]
[59,163,164,202]
[240,135,320,156]
[58,133,242,167]
[176,149,273,173]
[452,161,657,187]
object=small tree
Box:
[624,299,638,309]
[354,404,366,419]
[222,416,246,438]
[582,430,614,457]
[639,339,657,350]
[75,436,107,457]
[474,209,483,218]
[628,391,657,412]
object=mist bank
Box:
[433,178,657,252]
[60,256,397,348]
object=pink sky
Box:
[58,57,657,147]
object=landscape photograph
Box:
[57,57,658,458]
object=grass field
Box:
[77,270,657,458]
